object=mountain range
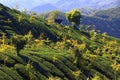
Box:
[31,4,58,13]
[0,0,120,12]
[0,0,58,10]
[31,0,120,13]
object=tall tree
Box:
[66,9,81,30]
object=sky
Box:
[0,0,58,10]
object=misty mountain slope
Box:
[88,7,120,37]
[31,4,58,13]
[82,15,120,38]
[81,7,120,38]
[54,0,81,11]
[53,0,120,11]
[31,0,120,14]
[0,0,59,10]
[93,7,120,20]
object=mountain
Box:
[82,15,120,38]
[54,0,120,11]
[1,3,120,80]
[54,0,82,11]
[79,8,99,15]
[31,4,58,13]
[39,7,120,38]
[31,0,120,14]
[0,0,59,10]
[89,7,120,37]
[93,7,120,20]
[81,7,120,38]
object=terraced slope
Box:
[0,45,119,80]
[0,3,120,80]
[0,3,58,41]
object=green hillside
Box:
[0,3,120,80]
[84,7,120,38]
[0,3,58,41]
[93,7,120,21]
[39,7,120,38]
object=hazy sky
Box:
[0,0,58,10]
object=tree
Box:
[12,35,26,56]
[66,9,81,30]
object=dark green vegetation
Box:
[0,3,120,80]
[93,7,120,21]
[82,7,120,38]
[12,35,27,55]
[39,7,120,38]
[0,3,57,40]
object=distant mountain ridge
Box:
[93,7,120,21]
[54,0,120,10]
[0,0,59,10]
[31,0,120,13]
[31,4,58,13]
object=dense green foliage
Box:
[12,35,27,55]
[0,3,57,41]
[0,3,120,80]
[82,7,120,38]
[66,9,81,27]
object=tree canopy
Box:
[66,9,81,28]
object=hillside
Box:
[88,7,120,37]
[0,3,59,41]
[31,4,58,13]
[93,7,120,21]
[0,3,120,80]
[82,15,120,38]
[39,7,120,38]
[83,7,120,38]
